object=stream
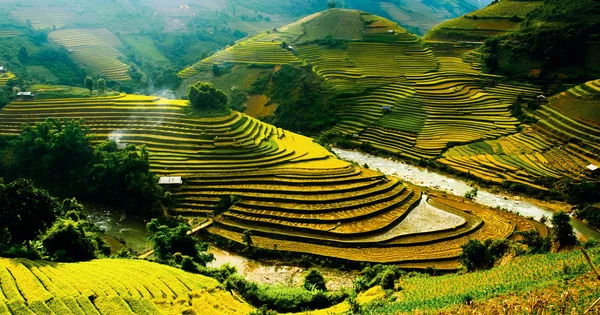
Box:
[84,148,599,290]
[85,204,356,290]
[332,147,600,240]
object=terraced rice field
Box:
[11,7,74,29]
[49,28,131,81]
[182,9,543,163]
[0,257,253,314]
[0,257,388,315]
[423,0,542,42]
[0,94,537,267]
[439,80,600,189]
[0,73,16,87]
[0,30,22,38]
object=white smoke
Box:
[108,130,127,150]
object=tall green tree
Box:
[303,269,327,291]
[147,219,214,266]
[87,142,163,215]
[551,212,577,247]
[187,81,228,111]
[84,77,95,95]
[0,179,57,248]
[7,118,93,195]
[459,240,494,271]
[97,78,106,94]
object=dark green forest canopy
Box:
[0,118,164,216]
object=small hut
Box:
[17,92,35,101]
[158,176,183,185]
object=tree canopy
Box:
[187,81,229,111]
[0,179,57,247]
[0,118,164,217]
[5,118,92,195]
[147,219,214,266]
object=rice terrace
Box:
[0,0,599,314]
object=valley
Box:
[0,0,599,314]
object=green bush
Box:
[576,205,600,230]
[551,212,578,247]
[460,240,494,271]
[304,269,327,291]
[147,219,214,266]
[519,230,551,254]
[379,270,396,290]
[226,275,346,312]
[187,81,228,111]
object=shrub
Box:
[41,219,105,262]
[226,275,346,313]
[147,219,214,266]
[379,270,396,290]
[187,81,228,111]
[464,188,478,200]
[460,240,494,271]
[551,212,577,247]
[304,269,327,291]
[576,204,600,230]
[519,230,551,254]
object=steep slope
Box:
[0,94,544,268]
[182,9,540,161]
[425,0,543,42]
[439,80,600,190]
[425,0,600,79]
[0,257,253,314]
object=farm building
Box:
[159,176,183,185]
[286,46,294,51]
[535,95,548,103]
[0,66,5,73]
[382,106,392,112]
[17,92,35,101]
[586,164,599,176]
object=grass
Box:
[423,0,543,41]
[370,246,600,313]
[48,28,131,81]
[29,84,120,99]
[122,35,168,62]
[296,9,365,44]
[0,257,253,314]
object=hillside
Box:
[0,257,253,314]
[425,0,544,42]
[440,80,600,192]
[0,246,598,314]
[425,0,600,79]
[0,93,547,269]
[181,9,600,196]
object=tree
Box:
[212,64,221,76]
[242,229,254,248]
[87,142,163,216]
[97,78,106,94]
[187,81,228,111]
[147,219,214,266]
[551,212,577,247]
[464,188,478,200]
[379,269,396,290]
[0,179,57,248]
[84,77,95,95]
[303,269,327,291]
[327,0,337,9]
[459,240,494,271]
[18,46,28,61]
[8,118,93,195]
[41,218,105,262]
